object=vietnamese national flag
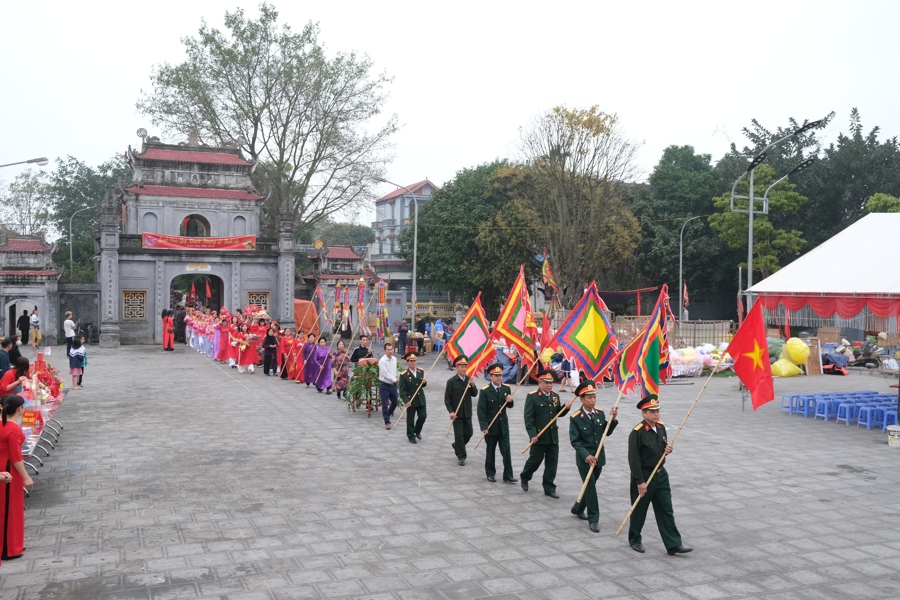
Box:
[205,279,212,299]
[727,301,774,410]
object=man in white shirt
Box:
[30,309,41,349]
[64,311,77,356]
[378,342,399,430]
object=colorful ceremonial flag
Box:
[615,285,671,396]
[545,282,618,381]
[492,266,537,367]
[541,251,560,296]
[445,292,496,377]
[205,279,212,299]
[728,301,775,410]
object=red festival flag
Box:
[445,292,496,377]
[545,282,618,381]
[615,285,671,396]
[205,279,212,299]
[727,301,775,410]
[683,282,689,308]
[492,266,537,368]
[541,251,560,296]
[190,281,197,301]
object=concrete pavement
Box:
[3,342,900,599]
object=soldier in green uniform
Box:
[477,363,517,483]
[445,356,477,466]
[399,352,427,444]
[520,368,575,498]
[627,394,692,555]
[568,380,618,532]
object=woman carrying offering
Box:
[0,394,34,561]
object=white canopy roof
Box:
[749,213,900,296]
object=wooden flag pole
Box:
[574,389,624,504]
[313,288,377,384]
[614,355,727,537]
[473,369,530,450]
[521,400,580,454]
[391,347,447,429]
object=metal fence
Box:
[613,316,734,348]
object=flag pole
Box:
[290,291,330,381]
[391,347,447,429]
[312,287,377,385]
[574,388,624,504]
[614,354,727,537]
[473,369,530,450]
[521,400,581,454]
[445,377,479,437]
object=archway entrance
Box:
[170,274,225,311]
[4,299,36,339]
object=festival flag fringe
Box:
[446,292,496,377]
[492,265,538,368]
[615,284,672,396]
[544,282,618,381]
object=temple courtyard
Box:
[2,343,899,600]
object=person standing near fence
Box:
[64,311,77,357]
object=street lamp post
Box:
[0,157,49,169]
[679,215,705,322]
[69,206,93,274]
[730,119,823,310]
[372,176,419,325]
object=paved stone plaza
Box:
[3,343,900,599]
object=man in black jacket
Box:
[445,356,477,466]
[16,310,30,345]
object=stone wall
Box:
[58,282,101,343]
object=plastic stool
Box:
[781,394,796,414]
[836,403,860,426]
[797,396,816,418]
[883,410,898,431]
[813,398,835,421]
[857,406,878,430]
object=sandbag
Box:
[782,337,810,366]
[767,337,784,364]
[772,358,802,377]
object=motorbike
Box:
[845,339,884,369]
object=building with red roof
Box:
[0,235,61,343]
[369,179,437,287]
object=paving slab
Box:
[2,343,900,599]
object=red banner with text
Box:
[142,233,257,251]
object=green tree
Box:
[396,160,533,310]
[317,222,375,247]
[0,171,53,236]
[709,164,808,279]
[49,156,130,281]
[518,106,641,307]
[866,192,900,212]
[137,4,397,237]
[632,145,735,295]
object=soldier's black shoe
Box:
[458,458,466,466]
[521,479,528,492]
[487,476,496,482]
[416,433,422,439]
[545,492,560,499]
[589,523,600,533]
[503,478,518,483]
[667,546,693,556]
[631,543,645,553]
[408,438,417,444]
[570,506,587,520]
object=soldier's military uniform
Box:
[445,356,477,464]
[399,352,427,443]
[569,380,617,529]
[520,368,570,496]
[477,363,515,482]
[628,395,686,553]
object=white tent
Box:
[749,213,900,331]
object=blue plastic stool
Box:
[781,394,796,414]
[797,396,816,418]
[836,403,860,426]
[883,410,898,431]
[857,406,878,430]
[813,398,835,421]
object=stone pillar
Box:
[277,211,295,330]
[98,195,121,347]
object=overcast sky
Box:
[2,0,898,225]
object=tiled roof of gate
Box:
[125,185,265,200]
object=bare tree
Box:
[137,4,397,236]
[519,106,642,307]
[0,171,53,237]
